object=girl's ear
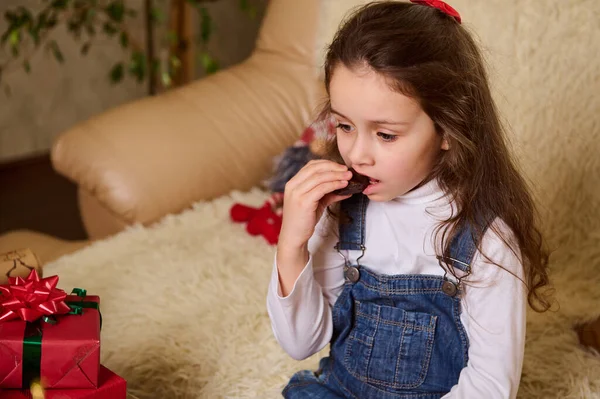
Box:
[441,135,450,151]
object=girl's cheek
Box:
[338,146,351,164]
[335,136,346,157]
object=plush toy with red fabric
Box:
[230,193,284,245]
[229,119,335,245]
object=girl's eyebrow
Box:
[330,108,409,126]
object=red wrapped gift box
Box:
[0,272,101,389]
[0,365,127,399]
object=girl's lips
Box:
[362,180,380,195]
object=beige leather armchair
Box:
[51,0,328,239]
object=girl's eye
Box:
[377,132,397,142]
[336,123,354,133]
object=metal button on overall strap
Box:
[335,242,365,283]
[437,255,472,297]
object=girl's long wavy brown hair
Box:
[320,1,551,312]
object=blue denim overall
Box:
[283,194,486,399]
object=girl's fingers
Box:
[322,192,352,208]
[293,170,352,196]
[304,159,346,169]
[305,180,350,204]
[287,160,348,189]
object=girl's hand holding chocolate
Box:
[278,160,352,252]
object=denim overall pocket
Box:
[343,300,437,390]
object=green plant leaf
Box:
[29,16,43,45]
[9,30,21,57]
[119,31,129,48]
[185,0,200,7]
[28,29,41,45]
[82,11,97,38]
[9,30,20,47]
[16,6,34,28]
[49,40,64,63]
[4,11,18,24]
[3,7,33,33]
[152,59,160,73]
[46,13,58,29]
[129,51,147,82]
[170,55,181,70]
[31,12,49,44]
[23,60,31,73]
[36,11,48,26]
[50,0,70,10]
[151,7,165,23]
[103,22,118,36]
[67,19,83,39]
[167,30,178,46]
[239,0,256,16]
[81,42,91,55]
[200,51,219,75]
[85,8,96,22]
[110,62,124,83]
[105,1,125,22]
[74,0,89,10]
[161,71,172,87]
[199,7,213,44]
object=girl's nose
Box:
[347,133,375,167]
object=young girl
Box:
[267,1,551,398]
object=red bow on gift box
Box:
[0,269,71,322]
[410,0,461,23]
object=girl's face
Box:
[330,64,449,202]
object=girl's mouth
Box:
[363,178,381,195]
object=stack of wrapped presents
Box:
[0,249,127,399]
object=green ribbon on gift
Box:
[66,288,102,328]
[22,320,43,389]
[21,288,101,388]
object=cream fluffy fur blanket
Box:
[45,0,599,398]
[45,184,600,399]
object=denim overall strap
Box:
[444,224,477,273]
[443,216,493,273]
[337,194,488,272]
[336,194,369,251]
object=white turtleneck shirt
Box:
[266,179,527,399]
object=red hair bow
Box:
[410,0,462,24]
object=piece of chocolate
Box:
[334,168,370,195]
